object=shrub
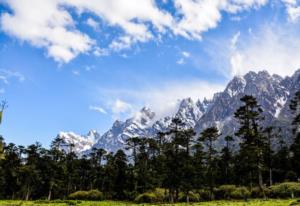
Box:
[270,182,300,198]
[68,190,103,201]
[196,189,212,201]
[153,188,167,201]
[134,192,158,203]
[216,185,236,199]
[250,187,271,198]
[178,191,200,202]
[231,187,250,200]
[87,190,104,200]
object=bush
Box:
[270,182,300,198]
[250,187,271,198]
[68,190,103,201]
[153,188,167,201]
[215,185,236,199]
[134,192,158,203]
[196,189,212,201]
[178,191,200,202]
[231,187,250,200]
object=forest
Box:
[0,92,300,204]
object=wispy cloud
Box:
[228,25,300,77]
[95,80,224,120]
[89,106,107,114]
[176,58,185,65]
[0,69,25,83]
[176,51,191,65]
[0,69,25,93]
[85,18,100,31]
[72,70,80,76]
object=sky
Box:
[1,0,300,147]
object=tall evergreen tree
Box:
[218,135,234,185]
[234,95,266,191]
[198,126,220,200]
[289,91,300,177]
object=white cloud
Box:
[0,0,94,63]
[228,25,300,77]
[172,0,268,40]
[110,99,133,119]
[89,105,107,114]
[86,18,100,30]
[1,0,277,63]
[72,70,80,76]
[96,80,224,120]
[0,69,25,83]
[176,58,185,65]
[177,51,191,65]
[0,69,24,93]
[182,51,190,58]
[282,0,300,22]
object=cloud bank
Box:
[2,0,297,63]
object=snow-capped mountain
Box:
[92,107,156,153]
[56,130,99,154]
[55,69,300,154]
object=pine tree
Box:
[234,95,266,191]
[290,91,300,177]
[218,135,234,185]
[198,126,220,200]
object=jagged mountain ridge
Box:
[57,69,300,154]
[56,130,99,154]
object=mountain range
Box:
[56,69,300,154]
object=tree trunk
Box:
[25,186,30,201]
[186,191,189,203]
[258,165,266,199]
[269,168,272,186]
[48,189,52,201]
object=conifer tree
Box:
[218,135,234,185]
[198,126,220,200]
[234,95,266,191]
[290,91,300,177]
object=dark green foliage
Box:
[269,182,300,198]
[198,126,220,200]
[68,190,103,200]
[178,191,200,202]
[215,185,236,199]
[230,187,250,200]
[134,192,160,203]
[234,95,266,190]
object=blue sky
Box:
[1,0,300,147]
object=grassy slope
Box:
[0,199,298,206]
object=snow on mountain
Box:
[56,130,99,154]
[55,69,300,154]
[92,107,156,153]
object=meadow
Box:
[0,199,299,206]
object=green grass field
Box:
[0,199,299,206]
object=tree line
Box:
[0,92,300,202]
